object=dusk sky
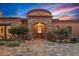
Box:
[0,3,79,19]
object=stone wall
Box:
[27,16,52,39]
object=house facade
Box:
[0,9,79,39]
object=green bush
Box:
[5,41,20,47]
[0,41,6,45]
[47,32,53,41]
[8,25,28,40]
[70,38,78,43]
[54,26,72,40]
[0,39,20,47]
[51,39,63,43]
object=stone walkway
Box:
[0,39,79,56]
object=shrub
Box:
[70,38,78,43]
[8,25,28,40]
[0,41,6,45]
[5,41,20,47]
[0,39,20,47]
[54,26,72,40]
[51,38,63,43]
[47,32,53,41]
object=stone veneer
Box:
[27,9,53,39]
[27,16,52,39]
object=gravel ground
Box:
[0,39,79,56]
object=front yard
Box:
[0,25,78,56]
[0,39,79,56]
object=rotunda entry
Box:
[33,23,46,38]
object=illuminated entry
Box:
[38,25,42,33]
[34,23,45,34]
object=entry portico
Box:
[27,9,53,38]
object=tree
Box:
[8,25,28,40]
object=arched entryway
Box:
[33,23,46,39]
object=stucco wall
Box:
[0,18,21,25]
[52,21,79,38]
[0,17,79,39]
[0,18,22,39]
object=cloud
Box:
[59,15,74,20]
[53,5,79,15]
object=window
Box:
[1,27,4,33]
[0,26,4,33]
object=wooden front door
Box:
[33,23,46,39]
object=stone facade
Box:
[27,9,53,39]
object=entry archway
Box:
[33,23,46,38]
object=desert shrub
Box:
[70,38,78,43]
[47,32,53,41]
[8,25,28,40]
[22,32,31,40]
[0,39,20,47]
[5,41,20,47]
[51,38,63,43]
[54,26,72,40]
[25,34,31,40]
[0,41,6,45]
